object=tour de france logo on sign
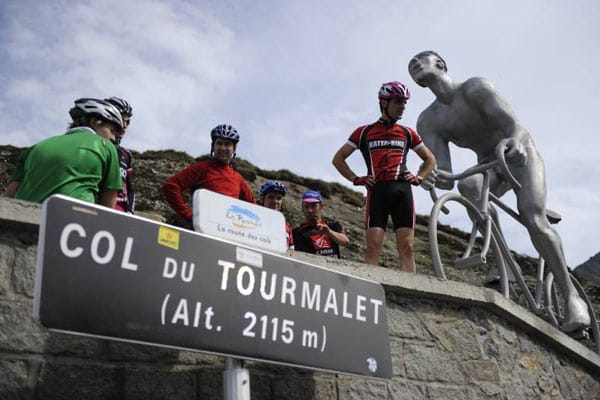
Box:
[225,205,262,229]
[157,226,180,250]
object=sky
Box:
[1,0,599,268]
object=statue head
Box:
[409,50,448,87]
[415,51,447,70]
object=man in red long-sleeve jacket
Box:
[162,124,255,222]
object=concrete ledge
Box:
[0,197,41,231]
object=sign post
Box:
[34,195,393,394]
[192,189,290,397]
[223,358,250,400]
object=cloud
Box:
[1,0,244,151]
[1,0,599,265]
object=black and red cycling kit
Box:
[115,145,135,213]
[347,119,425,230]
[292,219,346,258]
[285,223,294,249]
[163,159,256,221]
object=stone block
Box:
[484,323,520,372]
[502,378,540,400]
[0,299,48,352]
[12,244,37,297]
[247,370,273,400]
[312,374,337,400]
[388,379,426,400]
[106,341,181,362]
[477,382,503,397]
[124,365,197,400]
[403,342,465,384]
[42,331,104,358]
[386,301,431,340]
[554,361,600,400]
[425,318,482,361]
[196,367,224,399]
[36,361,118,399]
[177,350,222,365]
[462,359,501,382]
[337,377,388,400]
[426,384,470,400]
[0,241,16,297]
[271,373,322,400]
[0,359,32,400]
[389,338,404,377]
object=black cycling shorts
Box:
[365,180,415,230]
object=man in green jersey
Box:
[6,98,124,207]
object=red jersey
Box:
[347,120,424,182]
[163,159,256,221]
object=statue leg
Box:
[513,154,590,331]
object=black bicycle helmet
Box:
[210,124,240,143]
[105,96,133,116]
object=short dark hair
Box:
[414,50,447,72]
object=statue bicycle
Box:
[426,143,599,353]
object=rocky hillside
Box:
[1,145,598,324]
[0,145,543,278]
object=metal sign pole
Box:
[223,357,250,400]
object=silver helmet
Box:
[69,98,124,129]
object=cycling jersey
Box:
[292,219,345,258]
[11,127,121,204]
[115,145,135,213]
[286,222,294,250]
[163,159,256,221]
[347,119,424,182]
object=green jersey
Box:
[12,127,122,204]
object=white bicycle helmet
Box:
[69,98,124,129]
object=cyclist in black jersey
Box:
[105,97,135,213]
[332,82,435,272]
[292,190,349,258]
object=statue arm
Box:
[416,115,453,189]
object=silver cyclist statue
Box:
[408,50,590,332]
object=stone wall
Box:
[1,198,599,400]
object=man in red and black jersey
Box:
[162,124,255,223]
[292,190,349,258]
[332,81,436,272]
